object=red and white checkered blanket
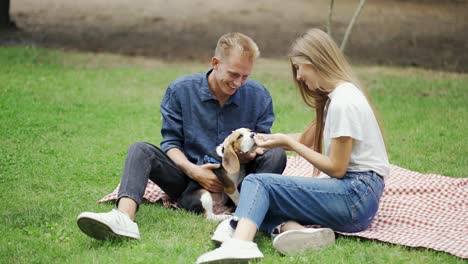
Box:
[100,156,468,259]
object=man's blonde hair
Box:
[215,32,260,60]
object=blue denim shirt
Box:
[160,69,275,165]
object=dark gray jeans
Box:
[117,142,287,210]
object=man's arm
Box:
[160,84,223,192]
[166,148,223,192]
[160,86,185,153]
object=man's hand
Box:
[189,163,224,192]
[237,147,264,164]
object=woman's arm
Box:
[298,122,315,148]
[254,133,352,178]
[282,122,316,150]
[280,133,301,151]
[290,137,352,178]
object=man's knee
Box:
[272,147,287,161]
[128,142,158,158]
[256,147,287,174]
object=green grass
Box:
[0,46,466,263]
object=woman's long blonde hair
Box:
[290,29,380,174]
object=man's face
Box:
[211,51,254,97]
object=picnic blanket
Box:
[100,156,468,259]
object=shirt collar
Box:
[201,69,240,107]
[328,82,350,99]
[327,85,340,99]
[200,69,215,102]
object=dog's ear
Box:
[222,141,240,175]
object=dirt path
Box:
[4,0,468,72]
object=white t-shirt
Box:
[323,82,390,177]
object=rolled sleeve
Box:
[160,86,184,153]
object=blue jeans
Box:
[234,171,385,234]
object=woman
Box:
[196,28,389,263]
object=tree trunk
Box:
[340,0,366,51]
[327,0,335,38]
[0,0,16,29]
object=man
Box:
[77,32,287,240]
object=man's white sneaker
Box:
[211,217,235,245]
[272,228,335,255]
[197,238,264,264]
[77,209,141,240]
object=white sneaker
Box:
[272,228,335,255]
[77,209,141,240]
[197,238,264,264]
[211,217,235,245]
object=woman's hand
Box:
[254,133,292,149]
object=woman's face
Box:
[294,63,321,91]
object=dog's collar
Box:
[203,155,221,164]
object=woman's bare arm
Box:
[255,133,352,178]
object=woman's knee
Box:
[243,173,279,189]
[240,173,264,192]
[243,173,265,183]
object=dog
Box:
[177,128,257,221]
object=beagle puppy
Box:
[178,128,257,221]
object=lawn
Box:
[0,47,466,263]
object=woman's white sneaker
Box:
[197,238,264,264]
[211,217,236,244]
[272,228,335,255]
[77,209,141,240]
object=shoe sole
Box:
[77,216,139,240]
[198,257,262,264]
[273,228,335,255]
[211,234,227,245]
[211,238,222,245]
